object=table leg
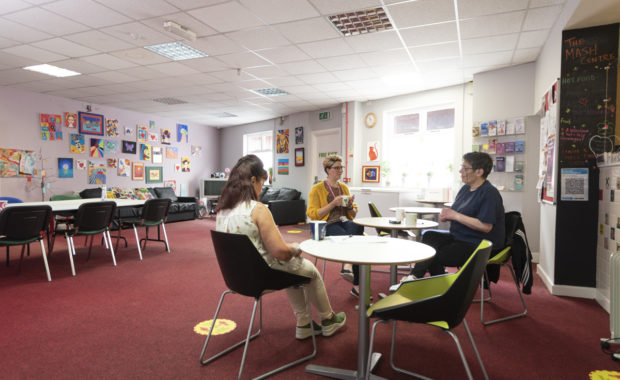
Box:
[389,230,398,284]
[306,264,388,380]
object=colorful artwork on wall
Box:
[0,149,22,177]
[367,141,380,162]
[41,113,63,140]
[89,138,104,158]
[70,134,85,154]
[122,140,136,154]
[146,166,163,183]
[118,159,131,177]
[88,161,106,184]
[161,129,171,144]
[166,147,178,159]
[191,145,201,157]
[124,126,133,136]
[137,125,148,142]
[277,158,289,174]
[76,159,86,170]
[181,157,190,172]
[78,112,104,136]
[106,119,119,137]
[276,129,289,153]
[152,147,163,164]
[362,165,380,183]
[148,131,158,143]
[132,162,145,180]
[295,126,304,144]
[64,112,77,129]
[104,140,118,154]
[295,148,304,166]
[107,158,117,168]
[177,124,188,143]
[19,151,36,176]
[140,143,151,161]
[58,158,73,178]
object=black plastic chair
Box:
[47,194,82,253]
[477,211,528,325]
[118,198,171,260]
[366,240,493,380]
[200,230,317,379]
[64,201,117,275]
[0,205,53,281]
[1,196,24,266]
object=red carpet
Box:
[0,218,617,379]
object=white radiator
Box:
[611,251,620,339]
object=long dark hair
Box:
[217,154,267,211]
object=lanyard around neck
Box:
[324,180,341,200]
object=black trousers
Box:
[412,231,477,277]
[326,220,364,285]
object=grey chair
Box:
[118,198,171,260]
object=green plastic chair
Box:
[366,240,493,380]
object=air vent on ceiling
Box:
[252,88,288,97]
[153,97,187,105]
[328,7,392,36]
[211,112,238,118]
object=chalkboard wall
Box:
[556,23,618,287]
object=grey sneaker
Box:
[389,274,419,292]
[296,320,322,340]
[340,269,354,282]
[321,312,346,337]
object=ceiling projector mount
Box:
[163,20,196,41]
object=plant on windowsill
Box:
[381,161,391,187]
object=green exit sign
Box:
[319,111,331,120]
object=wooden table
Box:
[300,236,435,380]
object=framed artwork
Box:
[276,129,289,153]
[106,119,118,137]
[70,134,85,154]
[88,161,106,184]
[78,112,104,136]
[118,159,131,177]
[277,158,289,175]
[132,162,145,180]
[164,179,176,192]
[161,129,171,144]
[295,148,304,166]
[58,158,73,178]
[64,112,77,129]
[137,125,148,142]
[146,166,163,183]
[362,165,380,183]
[295,126,304,144]
[181,157,190,172]
[166,146,178,159]
[177,124,188,143]
[152,146,163,164]
[122,140,137,154]
[140,143,151,161]
[89,138,104,158]
[41,113,63,140]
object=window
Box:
[243,130,273,178]
[383,105,455,189]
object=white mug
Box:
[405,212,418,226]
[309,220,327,241]
[341,195,350,207]
[0,200,7,211]
[395,208,405,222]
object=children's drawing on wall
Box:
[41,114,63,140]
[152,147,163,164]
[107,158,117,168]
[276,129,289,153]
[58,158,73,178]
[166,147,178,159]
[132,162,144,180]
[137,125,148,142]
[367,141,380,162]
[174,163,181,172]
[148,131,158,143]
[19,151,36,176]
[88,161,106,184]
[295,126,304,144]
[181,157,190,172]
[104,140,118,154]
[106,119,119,137]
[161,129,171,145]
[118,159,131,177]
[191,145,202,157]
[122,140,136,154]
[149,121,155,129]
[65,112,77,129]
[70,134,85,154]
[76,159,86,171]
[89,138,104,158]
[124,126,133,136]
[140,143,151,161]
[177,124,188,143]
[277,158,289,174]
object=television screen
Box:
[202,179,227,197]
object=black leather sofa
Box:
[259,186,306,225]
[79,187,198,223]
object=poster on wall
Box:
[64,113,77,129]
[70,134,85,154]
[89,138,104,158]
[152,147,163,164]
[58,158,73,178]
[181,157,190,172]
[161,129,171,144]
[88,161,106,184]
[41,113,63,140]
[106,119,119,137]
[277,158,289,174]
[118,159,131,177]
[140,143,151,161]
[295,148,304,166]
[166,147,178,159]
[295,126,304,144]
[137,125,148,142]
[367,141,379,162]
[177,124,188,143]
[276,129,289,153]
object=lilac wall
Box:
[0,86,219,202]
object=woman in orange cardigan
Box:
[307,154,364,298]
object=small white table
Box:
[388,206,443,215]
[300,236,435,380]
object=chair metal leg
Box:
[445,328,474,380]
[106,230,117,266]
[462,319,488,380]
[17,244,26,275]
[65,234,76,276]
[87,235,95,261]
[39,239,51,282]
[480,264,527,326]
[161,223,170,253]
[132,224,143,261]
[473,271,492,303]
[389,321,432,380]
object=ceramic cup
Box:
[341,195,350,207]
[405,212,418,226]
[310,220,327,241]
[0,201,7,211]
[395,208,405,222]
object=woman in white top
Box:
[216,155,346,339]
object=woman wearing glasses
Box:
[307,154,364,298]
[399,152,505,283]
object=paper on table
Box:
[327,236,387,243]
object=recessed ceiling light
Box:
[23,64,81,77]
[252,88,288,97]
[153,97,187,105]
[328,7,393,37]
[145,42,207,61]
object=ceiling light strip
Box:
[452,0,464,65]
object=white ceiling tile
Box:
[0,50,38,69]
[371,63,418,77]
[0,18,52,43]
[100,22,172,47]
[5,7,89,36]
[51,58,106,74]
[297,71,338,84]
[3,44,67,62]
[0,68,48,84]
[345,30,403,53]
[256,45,310,64]
[457,0,529,18]
[517,30,550,49]
[140,12,218,39]
[0,0,32,15]
[460,11,526,39]
[388,0,455,28]
[280,84,322,94]
[415,57,463,73]
[111,48,169,65]
[523,5,563,31]
[176,57,230,73]
[311,82,352,92]
[147,62,201,76]
[42,0,131,28]
[461,34,519,55]
[274,17,341,44]
[174,73,222,85]
[226,27,290,50]
[116,66,168,80]
[279,59,326,75]
[188,2,264,33]
[307,0,382,15]
[243,65,289,78]
[513,47,540,63]
[0,35,18,50]
[529,0,566,7]
[462,51,513,68]
[217,51,272,68]
[80,53,138,70]
[265,76,305,87]
[359,49,410,66]
[164,0,224,10]
[31,38,100,58]
[298,38,354,59]
[209,69,259,82]
[239,0,319,24]
[317,54,368,71]
[400,22,458,47]
[64,30,134,53]
[191,34,243,57]
[409,42,460,61]
[88,0,178,20]
[331,67,377,81]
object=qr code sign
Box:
[565,178,585,195]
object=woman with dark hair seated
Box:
[216,154,346,339]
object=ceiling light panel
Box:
[23,64,81,77]
[145,42,207,61]
[328,7,393,37]
[252,88,289,97]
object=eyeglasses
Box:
[460,165,474,171]
[330,166,345,170]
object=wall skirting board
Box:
[537,265,598,300]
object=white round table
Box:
[388,206,443,215]
[300,236,435,380]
